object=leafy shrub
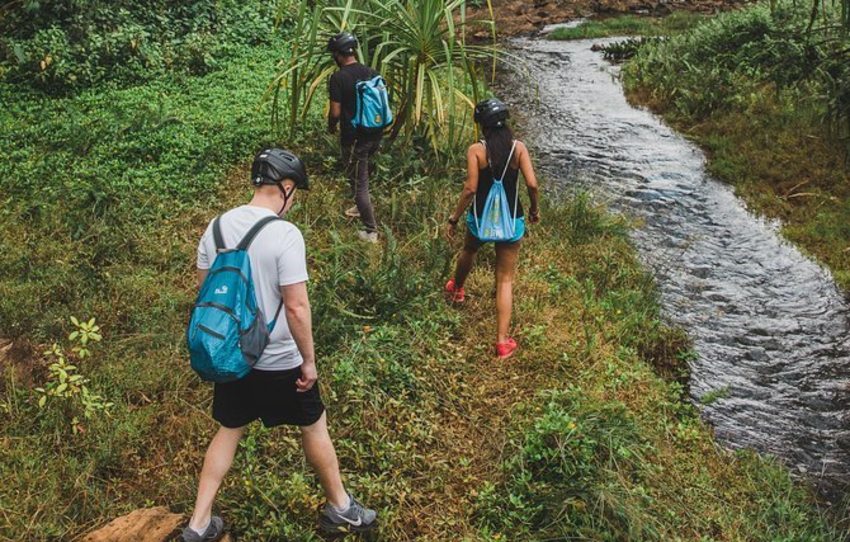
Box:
[35,317,113,435]
[476,389,660,540]
[0,0,287,93]
[623,2,845,124]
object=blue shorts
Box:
[466,212,525,244]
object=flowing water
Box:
[501,36,850,497]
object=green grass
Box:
[0,2,846,540]
[0,40,286,344]
[548,12,705,40]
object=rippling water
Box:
[501,36,850,497]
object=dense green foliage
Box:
[0,1,846,540]
[273,0,495,153]
[623,2,848,138]
[479,388,844,540]
[0,0,286,93]
[0,40,288,342]
[622,1,850,288]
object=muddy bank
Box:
[470,0,745,36]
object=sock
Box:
[190,519,210,536]
[332,494,352,514]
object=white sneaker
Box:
[358,230,379,243]
[344,205,361,218]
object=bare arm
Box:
[446,145,481,238]
[517,142,540,223]
[197,269,208,289]
[328,101,342,134]
[281,281,317,391]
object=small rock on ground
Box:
[81,507,234,542]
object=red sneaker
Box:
[444,279,465,303]
[495,338,518,359]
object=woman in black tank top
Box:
[444,99,541,360]
[473,151,523,221]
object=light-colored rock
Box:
[80,507,235,542]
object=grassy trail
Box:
[1,8,846,537]
[3,153,843,539]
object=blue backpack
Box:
[187,215,283,383]
[352,75,393,131]
[473,140,522,242]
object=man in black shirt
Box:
[327,32,382,243]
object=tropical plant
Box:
[270,0,498,154]
[34,317,112,434]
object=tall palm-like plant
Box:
[270,0,497,154]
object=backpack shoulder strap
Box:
[498,140,518,182]
[237,215,283,251]
[212,216,225,251]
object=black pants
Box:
[341,138,381,233]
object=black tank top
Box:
[473,143,523,219]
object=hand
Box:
[529,210,540,224]
[296,362,318,392]
[444,221,457,242]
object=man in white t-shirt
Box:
[182,148,377,542]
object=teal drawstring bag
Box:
[473,140,520,242]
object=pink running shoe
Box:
[444,279,465,303]
[495,338,518,359]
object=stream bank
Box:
[498,34,850,501]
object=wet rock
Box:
[82,508,234,542]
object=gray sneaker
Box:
[181,516,224,542]
[318,494,377,533]
[358,230,379,244]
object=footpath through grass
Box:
[0,5,846,541]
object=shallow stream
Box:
[501,36,850,497]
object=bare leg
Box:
[188,425,246,531]
[494,241,521,344]
[301,412,348,509]
[453,231,481,288]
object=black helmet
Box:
[327,32,358,54]
[251,148,309,190]
[474,98,509,128]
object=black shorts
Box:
[212,367,325,428]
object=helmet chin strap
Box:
[277,183,294,216]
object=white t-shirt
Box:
[196,205,308,371]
